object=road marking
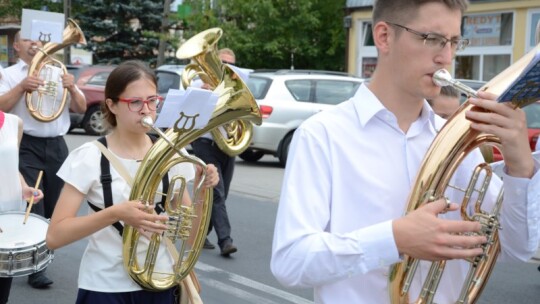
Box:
[196,262,313,304]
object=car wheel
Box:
[82,105,106,135]
[239,149,264,162]
[278,134,293,167]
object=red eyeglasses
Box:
[117,95,164,112]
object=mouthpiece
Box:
[432,69,478,98]
[141,116,154,128]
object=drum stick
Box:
[23,170,43,225]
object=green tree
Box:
[0,0,63,17]
[182,0,347,71]
[73,0,164,66]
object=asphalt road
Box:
[6,130,540,303]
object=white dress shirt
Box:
[271,83,540,304]
[0,60,72,137]
[536,137,540,152]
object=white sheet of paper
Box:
[30,20,64,44]
[155,89,186,128]
[155,88,218,130]
[228,64,253,82]
[21,9,65,43]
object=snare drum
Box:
[0,211,54,277]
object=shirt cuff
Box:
[356,220,402,272]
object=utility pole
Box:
[64,0,72,64]
[157,0,172,67]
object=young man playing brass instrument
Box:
[271,0,539,303]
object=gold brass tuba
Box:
[122,29,262,290]
[176,27,258,156]
[388,42,540,304]
[26,19,86,122]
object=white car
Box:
[242,70,364,166]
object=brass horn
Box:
[176,27,261,156]
[122,29,262,290]
[388,42,540,304]
[26,19,86,122]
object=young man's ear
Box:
[372,21,393,54]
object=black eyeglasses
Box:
[386,22,469,52]
[117,95,163,112]
[222,60,235,65]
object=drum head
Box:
[0,211,54,277]
[0,212,48,249]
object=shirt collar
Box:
[352,83,388,127]
[352,82,441,135]
[15,59,29,72]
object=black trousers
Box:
[191,138,235,248]
[0,278,12,304]
[19,134,68,220]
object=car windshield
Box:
[87,71,111,86]
[157,72,181,94]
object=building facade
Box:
[0,15,20,68]
[345,0,540,80]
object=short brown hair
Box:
[102,60,157,129]
[427,85,460,106]
[439,85,460,98]
[372,0,469,25]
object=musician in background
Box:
[0,30,86,288]
[0,110,43,303]
[426,85,460,119]
[271,0,539,303]
[189,48,240,256]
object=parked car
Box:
[67,64,116,135]
[241,70,365,166]
[156,64,186,98]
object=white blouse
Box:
[57,141,196,292]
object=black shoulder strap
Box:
[88,136,124,235]
[149,134,169,214]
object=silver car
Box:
[242,70,364,166]
[155,64,186,98]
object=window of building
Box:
[456,12,513,81]
[462,12,513,46]
[526,10,540,52]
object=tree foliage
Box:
[1,0,348,70]
[0,0,63,18]
[182,0,347,71]
[73,0,164,66]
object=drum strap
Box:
[87,135,169,236]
